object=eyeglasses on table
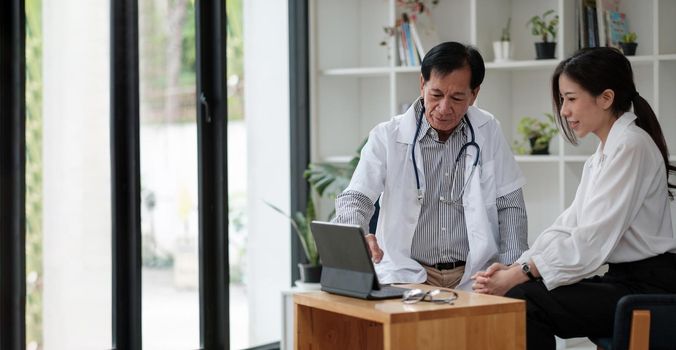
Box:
[401,288,458,305]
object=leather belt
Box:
[433,261,466,270]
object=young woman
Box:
[471,47,676,349]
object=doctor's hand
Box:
[364,234,384,263]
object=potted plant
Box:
[516,113,559,155]
[527,9,558,59]
[619,32,638,56]
[267,194,321,284]
[493,17,512,62]
[267,140,366,284]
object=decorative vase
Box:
[534,42,556,59]
[492,40,512,62]
[298,263,322,283]
[529,137,550,155]
[619,42,638,56]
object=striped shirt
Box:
[334,99,528,265]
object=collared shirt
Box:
[518,112,676,290]
[335,99,528,265]
[411,99,470,265]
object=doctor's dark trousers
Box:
[504,253,676,350]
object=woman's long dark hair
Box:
[551,47,675,196]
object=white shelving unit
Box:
[309,0,676,243]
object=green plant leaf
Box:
[527,10,558,42]
[304,163,352,198]
[265,198,319,265]
[517,113,559,154]
[621,32,637,43]
[304,137,366,198]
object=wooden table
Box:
[294,284,525,350]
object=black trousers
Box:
[505,253,676,350]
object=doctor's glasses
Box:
[401,288,458,305]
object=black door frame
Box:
[110,0,143,349]
[110,0,229,349]
[195,0,229,349]
[289,0,311,284]
[0,0,26,349]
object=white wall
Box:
[42,0,112,349]
[244,0,292,346]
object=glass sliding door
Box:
[226,0,250,349]
[16,1,235,349]
[138,0,200,348]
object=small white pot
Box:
[493,41,512,62]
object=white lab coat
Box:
[346,104,525,290]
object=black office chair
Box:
[590,294,676,350]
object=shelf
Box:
[321,67,394,77]
[563,155,591,162]
[391,66,423,74]
[321,155,353,164]
[320,55,659,77]
[514,155,559,163]
[626,55,656,64]
[322,59,560,76]
[658,54,676,62]
[321,66,426,76]
[321,53,659,77]
[485,59,559,71]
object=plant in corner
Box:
[516,113,559,155]
[267,194,321,284]
[266,140,367,284]
[527,9,558,60]
[619,32,638,56]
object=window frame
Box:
[2,1,231,348]
[0,0,27,348]
[288,0,311,284]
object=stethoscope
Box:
[411,104,481,204]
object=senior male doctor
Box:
[333,42,528,291]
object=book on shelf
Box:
[408,10,439,59]
[578,0,622,49]
[586,3,598,47]
[401,13,421,66]
[596,0,607,47]
[579,0,598,47]
[397,26,408,66]
[606,10,627,48]
[409,21,425,61]
[577,0,588,48]
[394,11,439,67]
[402,22,419,66]
[597,0,621,47]
[401,24,417,66]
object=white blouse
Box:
[517,113,676,290]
